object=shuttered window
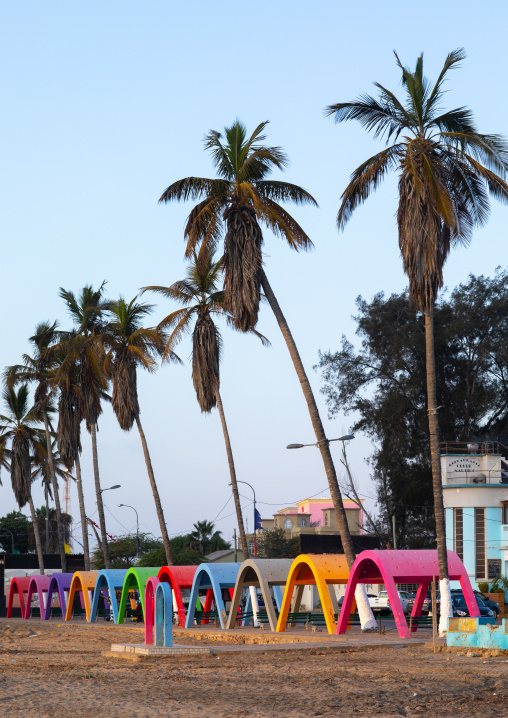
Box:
[475,507,486,579]
[454,508,463,560]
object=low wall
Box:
[447,617,506,650]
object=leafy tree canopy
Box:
[0,511,31,553]
[256,528,299,559]
[317,270,508,548]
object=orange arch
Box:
[276,554,352,634]
[64,571,99,622]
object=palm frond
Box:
[255,180,318,206]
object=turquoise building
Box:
[443,442,508,590]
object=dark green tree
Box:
[256,528,299,559]
[318,270,508,548]
[0,511,31,554]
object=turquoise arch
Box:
[89,569,128,623]
[185,563,242,629]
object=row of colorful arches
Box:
[7,549,479,640]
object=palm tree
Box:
[190,519,225,556]
[58,284,112,567]
[144,252,267,561]
[31,434,73,553]
[159,121,377,629]
[103,296,177,565]
[4,322,68,572]
[54,348,90,569]
[0,386,45,573]
[325,48,508,632]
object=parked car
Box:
[338,594,377,609]
[450,589,500,617]
[438,593,495,619]
[368,590,411,615]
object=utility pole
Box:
[233,529,237,562]
[392,514,397,549]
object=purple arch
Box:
[43,573,75,620]
[24,575,51,619]
[337,549,479,639]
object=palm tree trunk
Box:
[134,415,174,565]
[424,307,452,634]
[260,268,377,630]
[42,409,67,573]
[90,422,110,568]
[28,494,45,575]
[74,454,90,571]
[44,484,50,553]
[214,389,249,559]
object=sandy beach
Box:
[1,619,507,717]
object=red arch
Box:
[7,577,31,618]
[157,565,198,627]
[337,549,479,638]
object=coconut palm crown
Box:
[159,120,318,330]
[326,48,508,311]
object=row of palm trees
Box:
[1,49,506,632]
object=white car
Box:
[369,590,411,615]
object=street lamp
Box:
[287,434,355,449]
[118,504,140,563]
[229,480,258,557]
[100,484,121,493]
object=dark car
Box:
[444,594,495,618]
[451,588,500,617]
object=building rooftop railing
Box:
[440,441,508,456]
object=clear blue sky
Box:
[1,1,507,549]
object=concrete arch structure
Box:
[117,568,160,624]
[43,573,74,620]
[24,575,51,619]
[7,576,31,618]
[276,554,351,634]
[65,571,99,622]
[185,563,242,629]
[89,569,128,623]
[337,549,479,639]
[157,565,198,627]
[144,576,160,645]
[155,582,173,647]
[226,559,292,631]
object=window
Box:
[300,519,306,527]
[503,503,508,525]
[284,519,292,529]
[454,508,463,560]
[475,507,486,579]
[248,541,255,555]
[325,513,329,526]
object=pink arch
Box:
[157,565,198,627]
[24,575,51,619]
[337,549,479,638]
[7,577,31,618]
[144,577,160,645]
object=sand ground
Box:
[1,619,507,718]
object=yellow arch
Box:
[64,571,99,622]
[276,554,351,634]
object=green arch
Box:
[117,567,160,624]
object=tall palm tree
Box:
[190,519,225,556]
[58,284,112,567]
[0,386,45,573]
[159,121,377,628]
[144,253,267,561]
[325,48,508,632]
[54,349,90,569]
[4,322,68,572]
[103,296,177,565]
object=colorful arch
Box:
[89,569,128,623]
[64,571,99,622]
[276,554,351,634]
[43,573,74,620]
[7,576,32,618]
[185,563,242,629]
[24,575,51,619]
[226,559,292,631]
[117,567,160,624]
[155,582,173,647]
[144,576,160,645]
[157,565,198,627]
[337,549,479,639]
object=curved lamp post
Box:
[118,504,140,563]
[229,480,257,557]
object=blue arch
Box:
[155,582,173,647]
[89,569,128,623]
[185,563,242,629]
